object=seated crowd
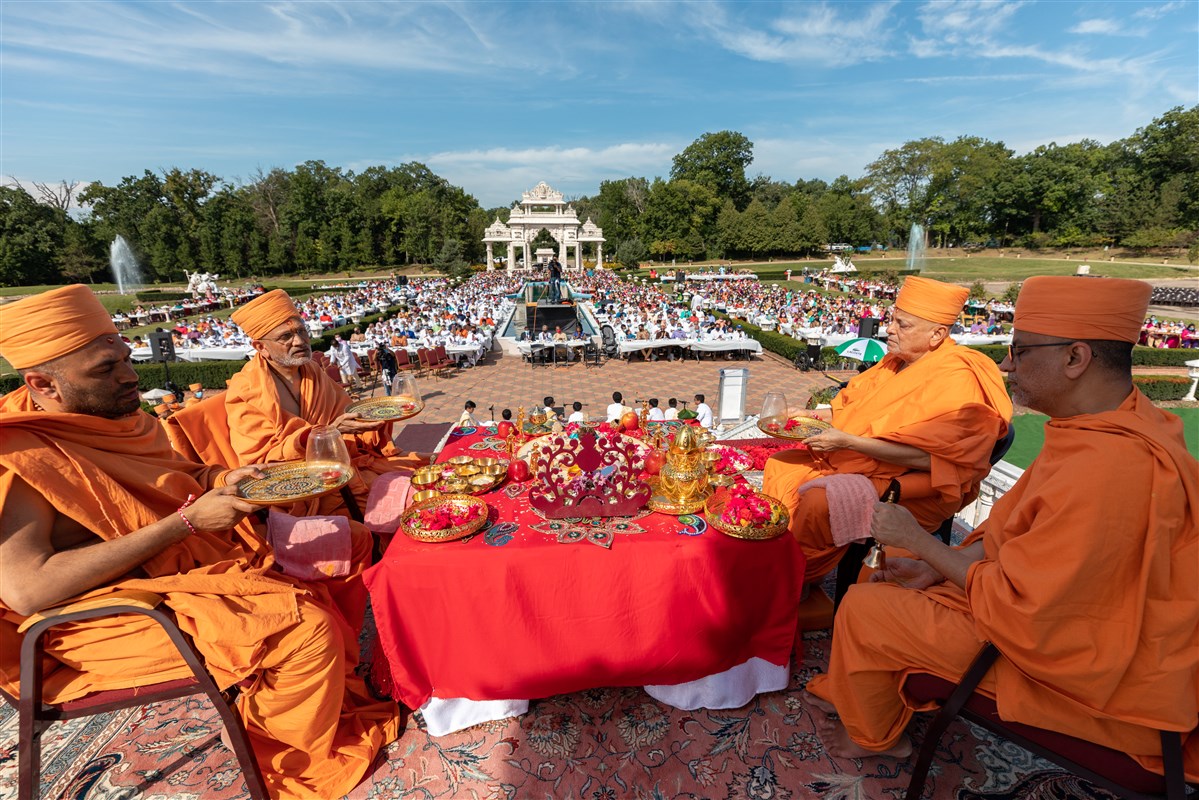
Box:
[0,270,1194,799]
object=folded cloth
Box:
[364,470,413,535]
[266,509,351,580]
[798,473,877,547]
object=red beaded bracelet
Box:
[177,494,198,536]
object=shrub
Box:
[965,344,1197,368]
[0,360,247,395]
[1132,376,1193,401]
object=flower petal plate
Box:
[400,494,490,543]
[344,396,424,421]
[236,463,353,505]
[704,491,789,540]
[756,415,832,440]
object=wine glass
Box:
[306,426,352,484]
[390,373,422,413]
[760,391,789,427]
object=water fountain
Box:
[906,223,926,273]
[110,235,144,295]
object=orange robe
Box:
[0,389,399,799]
[807,390,1198,779]
[762,340,1012,582]
[224,355,424,518]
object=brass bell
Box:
[863,539,887,570]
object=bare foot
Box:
[801,689,838,717]
[803,691,912,760]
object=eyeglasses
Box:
[1007,342,1072,363]
[264,327,310,345]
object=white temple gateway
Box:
[483,182,605,271]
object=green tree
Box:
[0,186,63,285]
[433,238,470,279]
[670,131,754,210]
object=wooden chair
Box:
[834,427,1016,611]
[3,590,267,800]
[431,344,456,376]
[393,348,417,374]
[415,347,433,379]
[903,643,1195,800]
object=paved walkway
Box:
[363,347,849,428]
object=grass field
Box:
[1005,408,1198,468]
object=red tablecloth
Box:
[364,428,805,712]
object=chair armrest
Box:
[18,589,165,633]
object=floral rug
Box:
[0,626,1119,800]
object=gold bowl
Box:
[410,489,440,505]
[704,491,789,540]
[447,455,474,466]
[482,464,506,478]
[529,413,548,426]
[468,474,495,488]
[441,477,469,494]
[411,472,440,488]
[474,457,500,468]
[455,464,481,477]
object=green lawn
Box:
[1005,408,1198,469]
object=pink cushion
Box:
[364,471,414,535]
[266,510,351,580]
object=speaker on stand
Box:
[857,318,880,339]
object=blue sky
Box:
[2,0,1196,209]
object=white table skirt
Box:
[418,656,789,736]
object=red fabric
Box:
[364,430,805,711]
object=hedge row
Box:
[969,344,1196,367]
[0,359,248,395]
[1131,375,1193,401]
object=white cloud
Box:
[679,1,900,67]
[1134,1,1187,20]
[1070,19,1125,35]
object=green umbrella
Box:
[835,337,887,362]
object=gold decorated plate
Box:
[704,491,789,540]
[236,462,353,505]
[400,494,490,542]
[756,415,832,441]
[645,476,710,516]
[344,396,424,421]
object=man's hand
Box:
[183,486,257,533]
[224,465,266,485]
[803,428,857,454]
[870,501,926,551]
[332,412,384,434]
[869,557,945,590]
[796,408,832,422]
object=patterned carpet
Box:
[0,625,1120,800]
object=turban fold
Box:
[1015,276,1150,344]
[231,289,301,340]
[0,285,118,369]
[894,276,968,325]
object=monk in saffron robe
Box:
[0,286,399,799]
[225,290,425,520]
[762,276,1012,585]
[805,276,1198,780]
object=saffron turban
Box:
[0,285,118,369]
[231,289,302,340]
[1015,276,1150,344]
[894,276,969,325]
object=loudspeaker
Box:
[149,331,176,363]
[857,318,880,339]
[397,275,409,286]
[675,270,685,284]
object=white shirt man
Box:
[694,396,714,428]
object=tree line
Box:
[1,106,1194,287]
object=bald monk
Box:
[225,289,425,520]
[0,286,399,799]
[805,276,1198,780]
[762,276,1012,589]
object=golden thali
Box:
[344,396,424,421]
[235,462,353,505]
[400,494,490,543]
[756,415,833,440]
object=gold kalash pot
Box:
[648,425,712,515]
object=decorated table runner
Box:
[364,427,805,722]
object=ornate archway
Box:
[483,182,605,272]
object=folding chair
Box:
[903,643,1195,800]
[4,591,267,800]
